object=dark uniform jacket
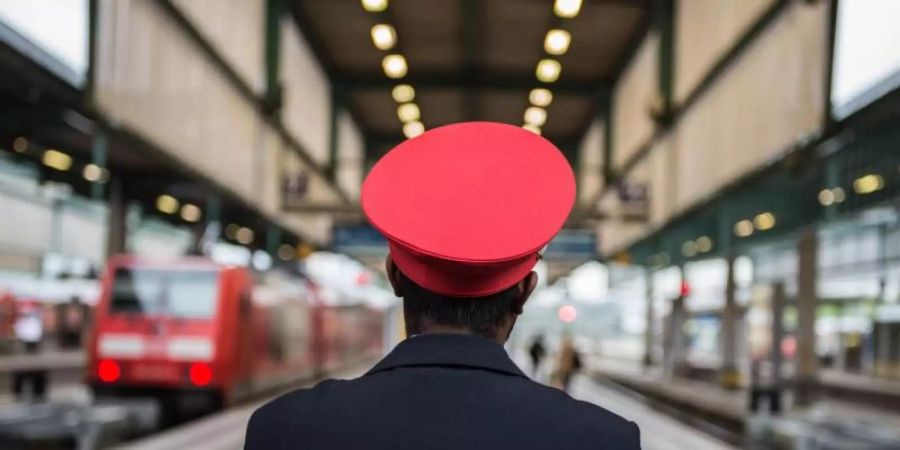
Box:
[244,333,641,449]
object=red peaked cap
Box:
[362,122,576,298]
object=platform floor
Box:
[570,376,736,450]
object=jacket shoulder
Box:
[525,380,641,446]
[244,379,348,449]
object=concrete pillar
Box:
[876,323,890,377]
[795,228,819,406]
[668,294,687,377]
[105,176,127,257]
[771,282,786,387]
[665,266,687,377]
[643,267,656,368]
[720,255,740,389]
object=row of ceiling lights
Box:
[10,139,306,262]
[522,0,583,135]
[362,0,425,139]
[9,137,110,184]
[155,195,305,261]
[818,173,888,206]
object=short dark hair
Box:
[398,270,518,339]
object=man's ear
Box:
[512,271,538,315]
[385,256,403,297]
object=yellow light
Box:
[536,59,561,83]
[681,241,697,257]
[695,236,713,253]
[156,195,179,214]
[277,244,295,261]
[554,0,583,18]
[180,203,202,223]
[403,121,425,139]
[236,227,254,245]
[392,84,415,103]
[297,242,315,259]
[818,188,834,206]
[42,149,72,171]
[370,24,396,50]
[225,223,240,240]
[82,164,109,183]
[529,88,553,107]
[734,220,754,237]
[13,137,27,153]
[361,0,387,12]
[382,54,407,79]
[833,187,846,203]
[753,212,776,231]
[522,124,541,135]
[397,103,421,122]
[544,29,571,55]
[853,174,884,194]
[524,106,547,126]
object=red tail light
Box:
[189,363,213,387]
[98,360,120,382]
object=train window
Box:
[110,268,219,319]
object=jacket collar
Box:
[366,333,527,378]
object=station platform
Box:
[590,357,900,448]
[0,349,83,373]
[0,349,87,405]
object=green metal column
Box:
[264,0,284,114]
[106,176,127,257]
[90,132,108,200]
[266,224,282,257]
[655,0,675,118]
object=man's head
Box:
[385,257,537,343]
[362,122,574,341]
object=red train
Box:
[87,256,385,419]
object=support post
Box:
[795,228,819,406]
[105,176,127,257]
[720,254,740,389]
[643,267,655,368]
[90,132,108,200]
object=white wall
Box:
[0,0,88,84]
[831,0,900,117]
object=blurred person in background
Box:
[553,334,582,392]
[14,301,43,353]
[13,301,47,401]
[245,123,640,449]
[528,334,547,378]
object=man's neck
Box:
[416,324,506,345]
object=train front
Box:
[87,256,246,418]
